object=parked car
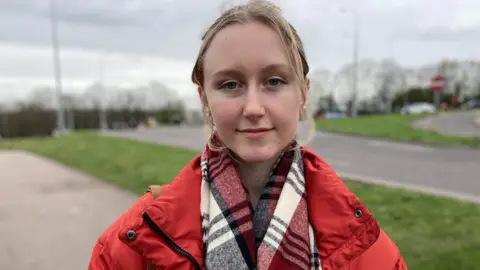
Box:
[460,99,480,110]
[400,102,437,115]
[315,111,347,120]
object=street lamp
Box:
[49,0,66,132]
[98,52,108,130]
[340,8,360,117]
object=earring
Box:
[301,104,306,113]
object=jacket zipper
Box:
[142,212,202,270]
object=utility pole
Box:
[49,0,66,132]
[351,10,360,117]
[341,7,360,117]
[98,53,108,130]
[386,35,395,113]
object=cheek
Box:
[274,105,300,129]
[273,92,302,123]
[208,96,241,127]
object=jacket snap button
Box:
[126,230,137,241]
[354,209,363,218]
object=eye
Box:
[220,81,240,90]
[266,78,284,87]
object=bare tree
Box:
[28,86,54,108]
[474,64,480,98]
[148,80,177,109]
[376,70,395,113]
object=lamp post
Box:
[98,52,108,130]
[341,8,360,117]
[49,0,66,132]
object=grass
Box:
[348,182,480,270]
[0,132,197,194]
[1,132,479,269]
[316,113,480,148]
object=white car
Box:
[400,103,437,115]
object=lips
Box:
[238,128,273,133]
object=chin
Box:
[230,144,281,164]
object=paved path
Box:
[412,110,480,137]
[0,151,137,270]
[104,127,480,203]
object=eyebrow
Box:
[211,63,292,78]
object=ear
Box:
[301,79,310,107]
[197,86,203,98]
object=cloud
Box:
[416,26,480,42]
[2,0,480,67]
[1,0,480,104]
[0,42,196,102]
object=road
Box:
[412,110,480,137]
[103,126,480,203]
[0,151,137,270]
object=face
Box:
[201,22,305,163]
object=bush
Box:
[0,105,186,138]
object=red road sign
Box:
[431,75,446,92]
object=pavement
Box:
[0,151,137,270]
[103,126,480,203]
[474,112,480,127]
[412,110,480,137]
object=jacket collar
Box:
[119,149,380,269]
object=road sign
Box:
[431,75,446,92]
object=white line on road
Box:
[367,140,435,153]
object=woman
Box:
[88,1,407,269]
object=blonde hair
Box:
[191,0,316,151]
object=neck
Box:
[237,155,279,209]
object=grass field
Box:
[316,114,480,148]
[1,132,197,194]
[2,132,479,269]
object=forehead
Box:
[203,22,291,75]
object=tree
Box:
[315,94,338,115]
[148,80,177,109]
[308,79,326,113]
[474,64,480,99]
[28,86,54,109]
[83,82,103,109]
[376,71,394,113]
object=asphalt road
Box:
[103,126,480,203]
[412,110,480,138]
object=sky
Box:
[1,0,480,107]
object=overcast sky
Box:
[1,0,480,105]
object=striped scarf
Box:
[200,141,321,270]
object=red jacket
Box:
[89,148,407,270]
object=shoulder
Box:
[88,191,155,270]
[301,147,406,269]
[88,156,202,270]
[102,154,202,237]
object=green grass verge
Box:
[1,132,479,269]
[348,182,480,270]
[0,132,197,194]
[316,114,480,148]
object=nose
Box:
[243,85,265,118]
